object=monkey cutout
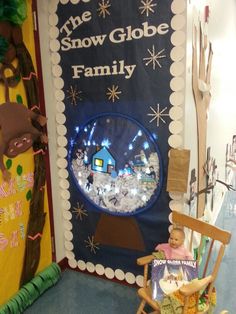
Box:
[0,64,47,181]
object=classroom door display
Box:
[49,0,187,280]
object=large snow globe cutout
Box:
[70,113,162,216]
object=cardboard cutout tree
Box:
[192,19,213,217]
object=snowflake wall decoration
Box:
[67,85,82,105]
[139,0,157,17]
[97,0,111,18]
[148,103,169,127]
[72,202,88,221]
[143,46,166,70]
[106,85,122,102]
[84,235,100,254]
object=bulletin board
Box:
[0,0,52,305]
[48,0,187,284]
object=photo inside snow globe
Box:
[69,113,163,216]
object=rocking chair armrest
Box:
[137,255,155,266]
[179,275,213,297]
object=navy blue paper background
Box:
[57,0,173,275]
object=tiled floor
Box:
[24,269,140,314]
[24,190,235,314]
[214,190,236,313]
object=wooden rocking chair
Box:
[136,210,231,314]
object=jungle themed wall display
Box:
[0,0,52,305]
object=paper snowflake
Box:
[139,0,157,17]
[84,235,100,254]
[143,45,166,70]
[148,104,169,127]
[67,85,82,105]
[72,202,88,221]
[106,85,121,102]
[97,0,111,18]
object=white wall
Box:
[184,0,236,222]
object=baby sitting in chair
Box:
[155,227,193,260]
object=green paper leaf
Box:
[16,95,23,104]
[6,159,12,170]
[17,165,23,176]
[0,36,9,63]
[26,190,32,201]
[15,75,20,82]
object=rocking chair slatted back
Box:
[172,211,231,244]
[172,210,231,306]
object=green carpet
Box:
[24,269,139,314]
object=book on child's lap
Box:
[151,259,198,302]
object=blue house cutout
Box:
[91,147,116,173]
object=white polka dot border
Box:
[65,241,74,251]
[63,210,72,220]
[58,169,69,179]
[48,1,59,14]
[168,134,183,148]
[171,0,186,14]
[170,62,185,76]
[56,102,65,113]
[49,26,59,39]
[136,275,144,287]
[169,106,183,120]
[51,53,61,65]
[170,46,185,61]
[169,4,186,217]
[64,230,73,241]
[60,179,70,189]
[86,262,95,273]
[68,259,77,269]
[50,39,60,52]
[171,14,186,30]
[54,77,64,89]
[114,269,125,281]
[169,200,184,212]
[169,92,184,106]
[57,136,68,147]
[61,189,70,200]
[61,200,71,210]
[169,192,184,200]
[48,2,73,274]
[169,120,183,134]
[78,260,86,271]
[105,267,115,280]
[125,272,136,285]
[52,65,62,77]
[170,77,185,91]
[49,14,58,26]
[64,220,73,230]
[55,90,65,101]
[57,147,68,158]
[66,250,75,260]
[56,158,68,168]
[57,124,67,136]
[171,31,186,46]
[95,264,105,276]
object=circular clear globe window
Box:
[70,113,162,216]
